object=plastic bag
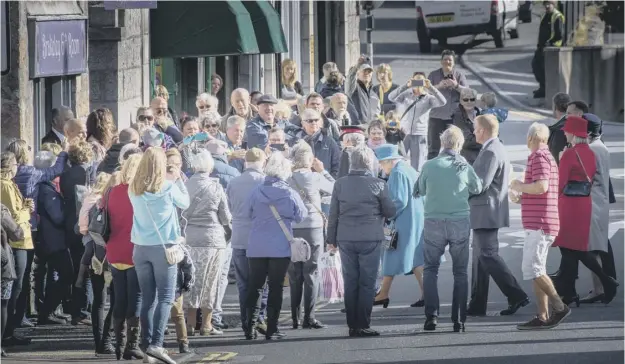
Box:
[318,251,344,304]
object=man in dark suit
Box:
[467,114,529,316]
[41,106,74,146]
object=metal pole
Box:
[366,8,373,64]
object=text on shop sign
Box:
[30,19,87,78]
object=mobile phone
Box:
[411,79,425,87]
[270,143,286,151]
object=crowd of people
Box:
[0,50,618,364]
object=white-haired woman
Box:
[181,149,232,337]
[327,147,396,337]
[200,112,227,142]
[416,125,482,332]
[286,142,334,329]
[243,153,307,340]
[452,88,481,165]
[196,93,219,117]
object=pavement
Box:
[4,2,624,364]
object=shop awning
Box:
[150,1,260,58]
[242,0,288,54]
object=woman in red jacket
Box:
[105,153,144,360]
[553,116,619,306]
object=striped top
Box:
[521,146,560,236]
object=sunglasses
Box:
[206,124,220,128]
[138,115,154,121]
[154,108,168,115]
[198,105,210,110]
[462,98,476,102]
[303,119,319,124]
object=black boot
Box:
[96,328,115,355]
[244,309,257,340]
[123,317,144,360]
[113,318,126,360]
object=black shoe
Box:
[410,299,424,308]
[561,295,580,308]
[357,328,380,337]
[213,321,229,330]
[2,335,32,346]
[453,322,465,333]
[348,328,359,337]
[533,89,545,98]
[39,314,67,326]
[179,342,191,354]
[373,298,390,308]
[303,319,325,329]
[517,315,552,330]
[19,317,34,328]
[500,297,530,316]
[96,342,116,355]
[547,306,571,328]
[466,307,486,317]
[580,291,605,304]
[292,320,299,329]
[265,331,287,340]
[423,317,437,331]
[602,277,619,304]
[340,308,346,313]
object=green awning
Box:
[242,0,289,54]
[150,1,260,58]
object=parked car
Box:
[415,0,520,53]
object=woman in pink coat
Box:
[553,116,619,305]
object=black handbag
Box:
[388,229,399,250]
[562,150,593,197]
[88,189,111,246]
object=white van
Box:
[415,0,520,53]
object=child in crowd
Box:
[479,92,509,123]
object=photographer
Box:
[345,55,380,125]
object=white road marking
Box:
[609,220,624,239]
[471,64,536,79]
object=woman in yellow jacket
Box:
[0,151,33,346]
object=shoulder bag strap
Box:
[269,205,293,243]
[574,150,592,183]
[142,196,168,248]
[291,174,326,219]
[400,96,420,122]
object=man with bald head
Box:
[43,106,74,145]
[64,118,87,144]
[220,88,257,131]
[97,128,140,173]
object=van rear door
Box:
[417,1,492,29]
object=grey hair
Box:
[226,115,246,130]
[118,128,139,144]
[196,92,219,107]
[344,132,365,146]
[460,88,478,99]
[264,152,292,180]
[527,122,550,143]
[350,146,374,171]
[191,149,215,173]
[290,141,314,169]
[34,151,56,169]
[571,136,589,145]
[480,92,497,108]
[200,111,222,127]
[300,108,321,121]
[440,125,465,151]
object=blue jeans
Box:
[212,246,232,324]
[111,266,142,319]
[232,248,267,330]
[423,218,470,323]
[338,241,382,330]
[133,245,176,349]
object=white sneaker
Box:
[209,327,223,335]
[143,355,157,364]
[146,346,176,364]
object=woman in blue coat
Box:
[373,144,425,308]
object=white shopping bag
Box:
[318,251,344,304]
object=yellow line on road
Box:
[198,352,238,363]
[508,110,546,121]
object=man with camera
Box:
[345,55,381,125]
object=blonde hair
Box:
[105,171,121,191]
[41,143,62,156]
[475,114,499,138]
[376,63,393,82]
[0,151,17,179]
[6,139,30,165]
[119,153,142,185]
[129,147,166,196]
[68,140,94,165]
[281,59,297,88]
[155,85,169,100]
[92,172,112,195]
[527,122,550,144]
[274,100,293,120]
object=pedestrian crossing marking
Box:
[199,352,238,363]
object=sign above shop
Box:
[104,1,157,10]
[28,19,87,78]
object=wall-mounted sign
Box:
[104,1,157,10]
[1,1,8,75]
[28,19,87,78]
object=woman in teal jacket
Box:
[373,144,425,308]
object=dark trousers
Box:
[37,249,73,318]
[288,228,323,323]
[91,273,114,349]
[339,241,382,330]
[69,243,92,319]
[555,239,617,280]
[531,48,545,91]
[245,257,290,336]
[558,248,614,298]
[1,299,7,340]
[5,248,34,338]
[111,267,141,319]
[232,248,268,330]
[468,229,527,313]
[427,118,453,160]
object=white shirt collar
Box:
[52,128,65,142]
[482,137,497,149]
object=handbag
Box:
[562,150,593,197]
[269,205,311,263]
[383,221,398,251]
[291,175,327,241]
[88,189,111,247]
[144,197,186,265]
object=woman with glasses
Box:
[452,88,481,165]
[196,93,220,117]
[201,112,227,142]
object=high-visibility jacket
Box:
[539,9,565,47]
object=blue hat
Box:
[374,144,402,161]
[582,113,602,137]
